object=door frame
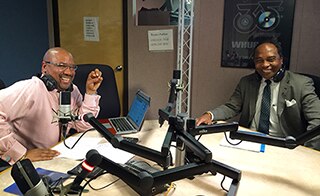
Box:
[50,0,129,114]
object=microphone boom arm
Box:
[229,124,320,149]
[83,113,242,195]
[95,149,241,196]
[84,113,171,168]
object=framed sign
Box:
[221,0,296,68]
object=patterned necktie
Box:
[258,80,271,134]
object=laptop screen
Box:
[127,91,150,128]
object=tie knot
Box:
[265,80,271,85]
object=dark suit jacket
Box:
[211,71,320,150]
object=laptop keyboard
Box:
[111,118,134,132]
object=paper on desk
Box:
[95,142,134,164]
[52,137,102,160]
[52,137,134,164]
[220,131,265,153]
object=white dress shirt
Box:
[250,79,284,137]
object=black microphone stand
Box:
[228,124,320,149]
[81,71,242,195]
[83,113,241,196]
[159,70,181,127]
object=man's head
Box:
[41,47,77,91]
[253,39,283,80]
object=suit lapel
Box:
[278,73,290,115]
[249,76,260,120]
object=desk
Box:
[1,120,320,195]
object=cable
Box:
[49,175,76,194]
[220,175,229,192]
[223,132,242,145]
[164,182,176,196]
[196,134,203,141]
[175,143,186,151]
[79,171,117,196]
[52,107,95,149]
[62,128,95,149]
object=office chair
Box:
[299,73,320,97]
[73,64,121,121]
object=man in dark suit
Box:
[196,38,320,150]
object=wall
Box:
[128,1,177,120]
[127,0,320,120]
[290,1,320,73]
[0,0,50,86]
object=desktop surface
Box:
[1,120,320,195]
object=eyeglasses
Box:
[45,61,78,71]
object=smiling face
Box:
[254,43,283,80]
[41,48,75,91]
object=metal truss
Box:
[176,0,194,117]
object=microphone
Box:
[69,149,102,193]
[58,91,72,124]
[11,159,51,196]
[58,91,80,138]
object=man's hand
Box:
[25,149,60,162]
[86,68,103,95]
[196,113,213,126]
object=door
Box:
[57,0,125,114]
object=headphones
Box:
[272,67,285,82]
[255,65,286,83]
[39,74,73,91]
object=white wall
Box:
[128,0,320,120]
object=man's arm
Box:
[70,69,103,132]
[196,77,246,126]
[300,75,320,150]
[210,80,244,120]
[0,87,28,164]
[300,76,320,129]
[70,90,101,132]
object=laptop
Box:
[103,90,151,135]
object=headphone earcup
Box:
[39,74,74,92]
[272,68,285,82]
[40,74,57,91]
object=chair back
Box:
[73,64,120,120]
[299,73,320,97]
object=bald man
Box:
[0,47,103,165]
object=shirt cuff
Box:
[2,142,27,165]
[205,111,214,121]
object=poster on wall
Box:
[221,0,296,68]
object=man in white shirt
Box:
[0,47,103,165]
